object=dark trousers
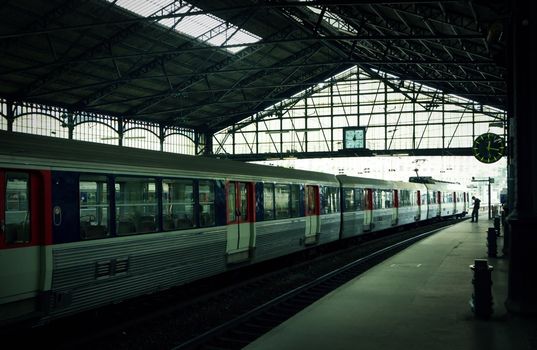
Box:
[471,208,479,222]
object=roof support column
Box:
[505,0,537,315]
[195,131,213,156]
[6,100,14,132]
[64,112,74,140]
[118,120,124,147]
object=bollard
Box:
[469,259,494,318]
[494,216,501,237]
[487,227,497,257]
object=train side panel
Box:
[254,219,307,261]
[46,227,228,319]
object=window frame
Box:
[2,171,32,246]
[79,174,111,240]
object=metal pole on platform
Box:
[488,178,492,220]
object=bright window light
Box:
[109,0,261,53]
[304,4,357,35]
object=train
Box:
[0,131,469,326]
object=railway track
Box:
[170,225,451,350]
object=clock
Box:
[343,127,365,149]
[472,133,505,163]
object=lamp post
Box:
[472,177,495,220]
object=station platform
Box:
[246,219,537,350]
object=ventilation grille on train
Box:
[95,257,130,279]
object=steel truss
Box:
[213,66,506,161]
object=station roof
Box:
[0,0,507,133]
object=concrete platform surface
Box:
[245,219,537,350]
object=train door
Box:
[416,190,422,221]
[437,191,442,216]
[453,191,458,215]
[226,181,255,264]
[364,189,373,230]
[0,170,46,319]
[392,190,399,225]
[305,185,319,245]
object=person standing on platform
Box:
[471,196,481,222]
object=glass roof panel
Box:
[109,0,261,53]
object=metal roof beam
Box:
[76,6,254,109]
[0,1,467,40]
[3,33,487,76]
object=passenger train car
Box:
[0,131,469,326]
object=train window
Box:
[410,191,418,206]
[400,190,411,207]
[343,188,355,211]
[354,188,364,210]
[199,180,215,227]
[385,190,394,208]
[373,189,393,209]
[79,175,110,239]
[275,184,290,219]
[115,177,157,235]
[290,185,300,217]
[162,179,194,230]
[263,184,275,220]
[4,172,30,244]
[322,187,340,214]
[428,191,436,204]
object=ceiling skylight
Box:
[109,0,261,53]
[304,4,357,35]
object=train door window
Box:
[239,183,248,222]
[227,182,251,224]
[306,186,319,215]
[381,190,388,208]
[343,188,355,211]
[263,183,275,220]
[365,189,372,210]
[290,185,300,217]
[162,179,194,230]
[372,189,380,209]
[354,188,364,210]
[227,182,236,223]
[199,180,215,227]
[79,175,109,239]
[275,184,290,219]
[115,177,157,235]
[4,172,30,244]
[333,187,340,212]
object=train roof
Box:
[337,175,427,190]
[0,131,337,184]
[424,182,466,191]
